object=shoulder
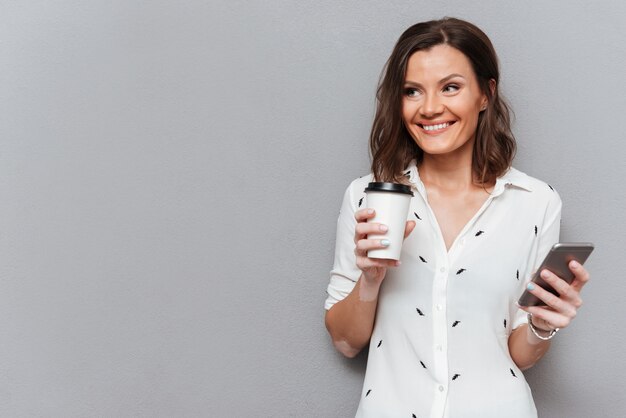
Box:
[344,173,375,197]
[336,173,374,213]
[502,167,561,205]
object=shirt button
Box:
[440,267,446,273]
[438,385,445,392]
[436,344,443,351]
[436,304,443,311]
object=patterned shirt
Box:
[325,162,561,418]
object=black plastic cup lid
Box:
[364,182,414,196]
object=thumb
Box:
[404,220,416,239]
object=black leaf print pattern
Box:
[412,414,417,418]
[504,319,507,328]
[414,212,422,220]
[452,320,461,327]
[452,373,461,380]
[419,256,427,263]
[420,360,427,369]
[366,389,372,397]
[534,225,538,236]
[510,368,517,378]
[475,230,484,236]
[456,268,466,275]
[416,308,425,316]
[516,269,519,280]
[358,197,364,207]
[549,184,554,191]
[377,340,382,348]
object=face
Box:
[402,44,487,159]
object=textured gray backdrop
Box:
[0,1,624,417]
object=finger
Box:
[539,269,582,307]
[517,305,555,330]
[569,261,590,292]
[522,305,574,329]
[354,222,388,244]
[355,222,388,237]
[358,256,400,270]
[354,208,376,223]
[524,282,575,316]
[355,238,391,255]
[403,220,416,239]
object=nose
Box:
[420,93,444,117]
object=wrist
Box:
[529,314,551,333]
[527,313,559,341]
[358,275,382,302]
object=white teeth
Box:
[422,122,450,131]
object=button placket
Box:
[431,259,450,389]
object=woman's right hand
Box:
[354,209,416,285]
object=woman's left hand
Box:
[519,260,590,332]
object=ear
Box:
[480,79,496,111]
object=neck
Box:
[419,152,475,191]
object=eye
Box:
[404,87,421,98]
[442,84,460,93]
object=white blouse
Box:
[325,162,561,418]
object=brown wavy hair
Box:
[370,17,516,185]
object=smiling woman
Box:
[323,17,591,418]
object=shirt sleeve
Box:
[324,179,365,311]
[511,188,563,330]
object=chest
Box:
[383,195,539,315]
[426,188,491,250]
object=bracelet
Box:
[527,313,559,341]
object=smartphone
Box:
[517,242,594,307]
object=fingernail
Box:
[570,261,580,269]
[540,270,550,279]
[367,209,374,215]
[381,239,390,247]
[379,225,388,232]
[527,283,535,291]
[395,260,402,266]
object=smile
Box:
[420,122,454,132]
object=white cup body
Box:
[366,190,412,260]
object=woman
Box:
[324,18,589,418]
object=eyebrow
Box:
[404,73,466,86]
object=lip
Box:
[417,121,456,135]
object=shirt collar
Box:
[495,167,534,192]
[404,161,534,194]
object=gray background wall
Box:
[0,1,624,417]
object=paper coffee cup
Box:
[364,182,414,260]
